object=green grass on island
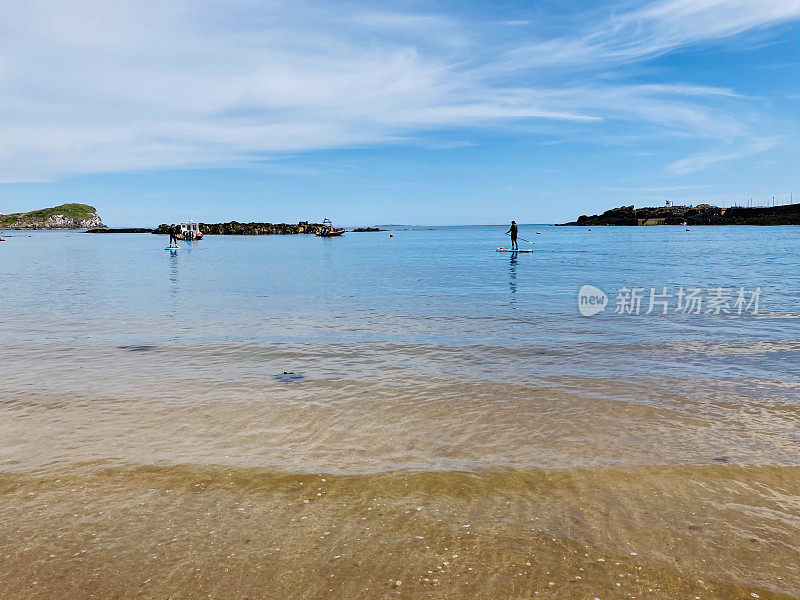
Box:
[0,203,98,226]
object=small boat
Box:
[316,218,345,237]
[178,221,203,240]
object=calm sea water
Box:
[1,225,797,466]
[2,225,797,373]
[2,226,797,347]
[0,225,798,599]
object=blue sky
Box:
[0,0,797,226]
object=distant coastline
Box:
[152,221,325,235]
[7,202,799,232]
[558,203,800,226]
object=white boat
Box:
[178,221,203,240]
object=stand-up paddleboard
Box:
[496,247,533,253]
[165,246,178,251]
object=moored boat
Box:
[178,221,203,240]
[316,218,345,237]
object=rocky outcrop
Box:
[559,203,800,226]
[0,204,105,229]
[153,221,326,235]
[87,228,152,233]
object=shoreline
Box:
[2,462,795,599]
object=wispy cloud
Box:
[0,0,795,182]
[498,0,798,70]
[602,185,715,192]
[667,137,780,174]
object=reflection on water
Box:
[508,252,518,302]
[168,250,179,285]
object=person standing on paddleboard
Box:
[506,220,518,250]
[169,224,178,247]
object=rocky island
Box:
[559,202,800,226]
[0,203,105,229]
[87,228,153,233]
[153,221,326,235]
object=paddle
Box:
[506,232,533,244]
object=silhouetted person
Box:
[506,220,518,250]
[169,224,178,247]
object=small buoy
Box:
[588,228,592,231]
[536,231,541,235]
[389,234,394,237]
[685,228,690,231]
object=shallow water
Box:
[0,225,798,598]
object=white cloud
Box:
[499,0,798,69]
[0,0,795,181]
[667,137,780,174]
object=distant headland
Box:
[0,203,105,229]
[559,202,800,226]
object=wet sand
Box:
[1,463,796,599]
